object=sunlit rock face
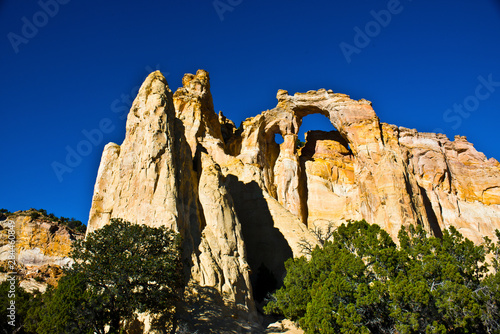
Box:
[0,212,83,291]
[300,130,360,228]
[87,70,500,328]
[87,71,258,324]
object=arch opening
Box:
[274,133,284,145]
[296,113,352,158]
[295,112,354,229]
[298,113,337,143]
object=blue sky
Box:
[1,0,499,223]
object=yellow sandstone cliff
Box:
[0,210,83,291]
[87,70,500,331]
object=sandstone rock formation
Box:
[0,211,83,291]
[88,70,500,331]
[88,71,260,329]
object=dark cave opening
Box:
[251,263,278,304]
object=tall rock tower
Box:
[87,71,261,329]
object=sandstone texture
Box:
[88,70,500,332]
[0,211,83,291]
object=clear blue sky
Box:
[1,0,499,223]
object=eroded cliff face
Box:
[88,71,260,327]
[0,211,83,291]
[88,70,500,327]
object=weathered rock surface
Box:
[195,152,254,313]
[88,70,500,331]
[88,71,260,330]
[87,72,182,233]
[265,319,304,334]
[300,130,360,228]
[0,211,83,291]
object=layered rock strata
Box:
[0,212,83,291]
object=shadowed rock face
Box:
[87,70,500,326]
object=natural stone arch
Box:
[236,90,375,224]
[235,87,452,237]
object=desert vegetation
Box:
[265,220,500,333]
[3,217,500,333]
[1,219,183,334]
[1,208,87,233]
